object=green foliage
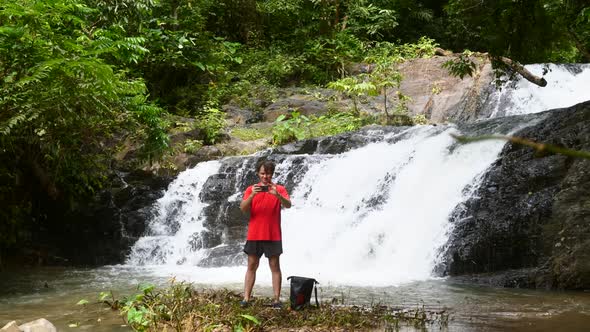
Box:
[346,0,399,39]
[304,31,366,81]
[444,0,590,62]
[76,299,90,306]
[311,111,372,137]
[193,106,226,145]
[183,139,204,154]
[240,47,307,86]
[0,0,168,250]
[272,111,312,145]
[231,127,271,141]
[412,114,429,125]
[119,282,195,332]
[328,75,378,113]
[442,51,477,79]
[100,286,449,331]
[272,110,374,145]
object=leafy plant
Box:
[327,75,378,113]
[311,112,371,136]
[272,111,312,145]
[118,282,196,332]
[193,106,226,145]
[412,114,429,125]
[442,50,477,79]
[272,110,374,145]
[183,139,203,154]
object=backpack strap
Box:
[314,280,320,308]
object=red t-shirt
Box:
[243,184,290,241]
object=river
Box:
[2,265,590,331]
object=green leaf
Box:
[99,292,110,301]
[240,314,260,325]
[140,284,155,294]
[76,299,89,305]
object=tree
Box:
[444,0,589,63]
[0,0,167,249]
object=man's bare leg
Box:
[244,254,260,301]
[268,255,282,302]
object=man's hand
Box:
[241,184,261,213]
[270,183,291,208]
[252,184,264,195]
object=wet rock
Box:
[439,100,590,289]
[197,244,247,267]
[40,170,171,266]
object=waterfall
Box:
[126,63,589,286]
[126,125,511,285]
[127,161,222,266]
[280,126,508,286]
[489,63,590,117]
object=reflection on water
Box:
[1,266,590,331]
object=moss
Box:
[231,127,273,141]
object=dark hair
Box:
[256,160,275,174]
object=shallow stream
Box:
[1,266,590,331]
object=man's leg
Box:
[244,254,260,301]
[268,255,282,302]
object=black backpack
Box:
[287,276,319,310]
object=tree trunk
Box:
[383,88,390,119]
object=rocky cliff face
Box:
[439,100,590,289]
[38,170,172,266]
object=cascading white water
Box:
[127,161,222,266]
[126,63,590,287]
[280,126,505,286]
[126,126,509,286]
[490,63,590,117]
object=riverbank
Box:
[100,283,448,331]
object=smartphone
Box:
[258,185,269,192]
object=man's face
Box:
[258,167,273,184]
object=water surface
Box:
[2,266,590,331]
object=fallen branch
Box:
[435,47,548,87]
[497,57,547,87]
[451,134,590,159]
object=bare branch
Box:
[451,134,590,159]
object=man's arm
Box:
[275,193,291,208]
[271,185,291,208]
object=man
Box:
[239,160,291,308]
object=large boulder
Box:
[394,55,495,122]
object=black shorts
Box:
[243,240,283,258]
